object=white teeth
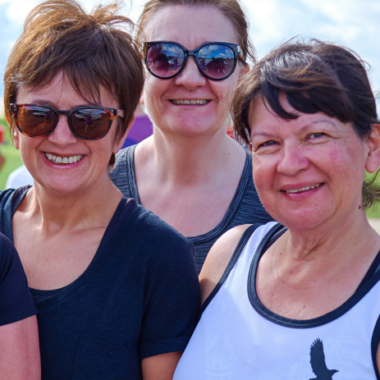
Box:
[172,99,208,105]
[285,184,321,194]
[45,153,83,165]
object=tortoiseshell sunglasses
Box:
[10,104,124,140]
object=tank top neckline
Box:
[248,223,380,329]
[126,144,253,243]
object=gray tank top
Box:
[110,145,273,272]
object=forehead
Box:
[248,94,341,134]
[16,72,118,108]
[143,5,238,48]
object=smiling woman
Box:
[1,1,200,379]
[110,0,273,272]
[173,39,380,379]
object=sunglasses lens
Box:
[17,106,56,137]
[197,44,236,79]
[146,43,185,78]
[70,108,111,139]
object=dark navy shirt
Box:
[0,232,37,326]
[0,188,201,380]
[110,146,274,272]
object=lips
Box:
[44,153,83,165]
[283,183,322,194]
[170,99,210,105]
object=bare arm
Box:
[199,224,252,305]
[0,316,40,379]
[142,352,182,380]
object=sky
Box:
[0,0,379,115]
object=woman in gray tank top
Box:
[110,0,273,272]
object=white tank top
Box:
[174,222,380,380]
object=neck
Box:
[139,124,246,186]
[26,171,122,230]
[277,207,380,270]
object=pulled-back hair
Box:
[4,0,144,144]
[136,0,255,63]
[232,39,380,207]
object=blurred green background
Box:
[1,116,380,218]
[0,117,23,189]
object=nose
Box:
[277,142,309,176]
[47,115,77,146]
[174,56,207,89]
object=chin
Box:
[275,208,335,231]
[36,176,85,194]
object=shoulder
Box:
[110,145,135,176]
[199,224,253,304]
[0,232,21,273]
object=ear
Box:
[365,124,380,173]
[113,115,136,154]
[238,62,250,80]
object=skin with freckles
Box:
[135,5,248,237]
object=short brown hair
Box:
[136,0,255,64]
[4,0,144,141]
[232,39,380,207]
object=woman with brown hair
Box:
[174,39,380,379]
[2,1,200,379]
[110,0,273,272]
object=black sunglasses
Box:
[143,41,243,81]
[10,104,124,140]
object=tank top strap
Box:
[201,221,281,314]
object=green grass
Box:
[365,172,380,218]
[0,118,23,190]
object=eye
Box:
[309,132,326,139]
[260,140,277,147]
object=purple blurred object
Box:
[121,115,153,149]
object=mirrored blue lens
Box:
[147,43,185,78]
[197,44,235,79]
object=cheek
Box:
[214,79,238,104]
[327,142,364,179]
[252,157,275,192]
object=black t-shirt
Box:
[0,232,37,326]
[0,187,201,380]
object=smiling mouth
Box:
[170,99,210,105]
[45,153,84,165]
[284,183,322,194]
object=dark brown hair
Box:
[4,0,144,144]
[232,39,380,207]
[136,0,255,63]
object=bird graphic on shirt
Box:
[309,339,339,380]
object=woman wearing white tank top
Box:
[174,39,380,379]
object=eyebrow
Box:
[251,119,337,138]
